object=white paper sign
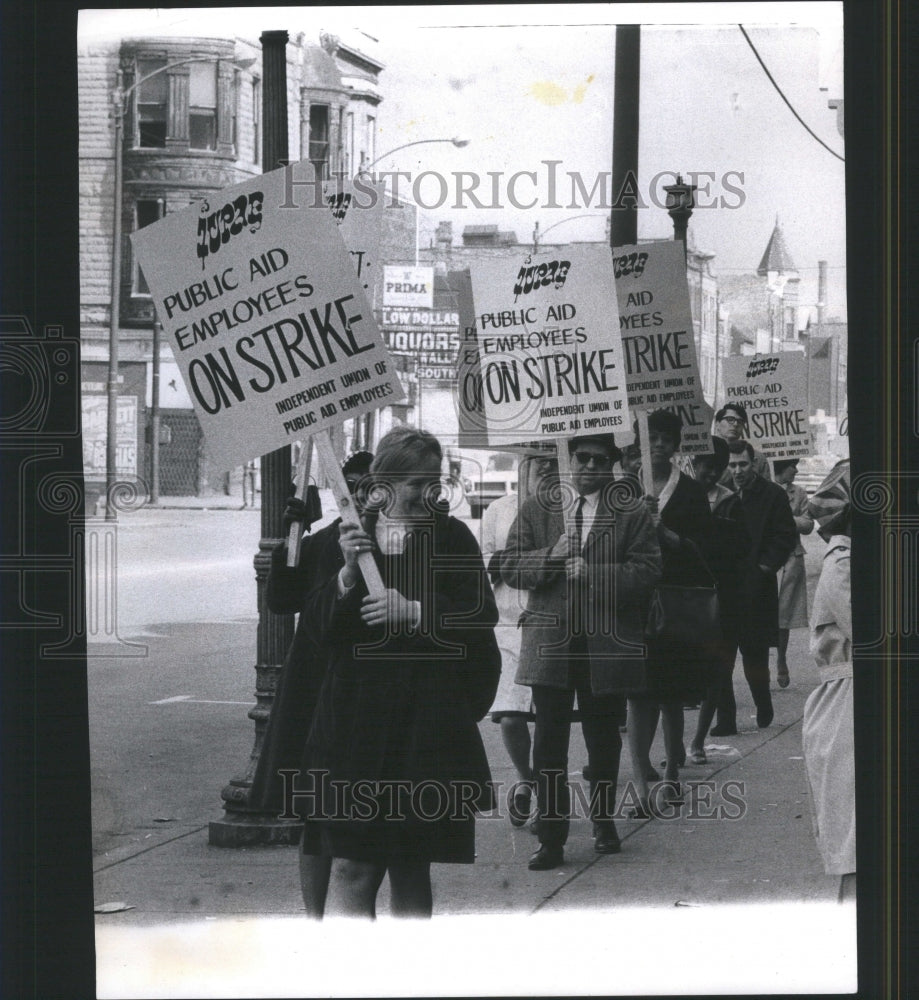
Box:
[131,162,403,470]
[466,246,629,444]
[721,353,811,458]
[613,241,711,454]
[383,265,434,308]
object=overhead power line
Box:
[738,23,845,163]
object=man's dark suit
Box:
[501,480,661,851]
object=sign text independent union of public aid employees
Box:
[466,246,630,444]
[131,161,403,470]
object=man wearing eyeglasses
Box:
[713,404,772,485]
[501,434,662,870]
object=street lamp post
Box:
[663,174,697,261]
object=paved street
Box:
[89,500,857,997]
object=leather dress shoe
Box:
[710,725,737,737]
[528,844,564,871]
[594,826,622,854]
[756,705,774,728]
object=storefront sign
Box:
[383,265,434,308]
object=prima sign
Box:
[383,266,434,308]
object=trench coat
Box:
[302,510,501,864]
[500,479,662,694]
[802,535,855,874]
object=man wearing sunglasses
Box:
[501,434,662,870]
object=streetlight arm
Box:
[362,137,468,173]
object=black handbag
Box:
[644,542,722,646]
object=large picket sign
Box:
[131,161,403,470]
[721,352,811,458]
[613,241,712,454]
[465,246,629,444]
[324,177,385,292]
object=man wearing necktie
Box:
[501,435,662,870]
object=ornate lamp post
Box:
[663,173,697,260]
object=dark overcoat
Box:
[248,520,343,819]
[642,471,716,699]
[729,473,798,646]
[500,479,662,694]
[302,510,501,861]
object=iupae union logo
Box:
[196,191,264,267]
[326,191,352,223]
[745,356,780,378]
[513,259,571,302]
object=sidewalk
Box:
[91,619,856,997]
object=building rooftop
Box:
[757,216,798,276]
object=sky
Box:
[80,3,846,321]
[79,3,847,322]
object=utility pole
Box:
[210,30,301,846]
[610,25,640,249]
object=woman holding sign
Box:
[627,410,714,815]
[301,426,500,918]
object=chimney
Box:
[435,221,453,255]
[817,260,827,334]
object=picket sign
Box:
[313,430,385,597]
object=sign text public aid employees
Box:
[720,353,811,458]
[131,162,403,469]
[613,241,711,453]
[466,246,629,443]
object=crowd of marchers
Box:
[255,401,854,918]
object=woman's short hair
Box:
[715,402,748,424]
[645,408,683,447]
[370,425,442,477]
[341,450,374,478]
[772,458,799,476]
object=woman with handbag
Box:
[626,410,715,816]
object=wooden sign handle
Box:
[286,439,313,569]
[313,429,386,597]
[636,409,654,497]
[556,442,576,544]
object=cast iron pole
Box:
[210,30,300,846]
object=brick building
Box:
[78,27,411,501]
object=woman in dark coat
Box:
[258,451,373,918]
[302,426,500,918]
[627,410,714,815]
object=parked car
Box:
[462,452,519,519]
